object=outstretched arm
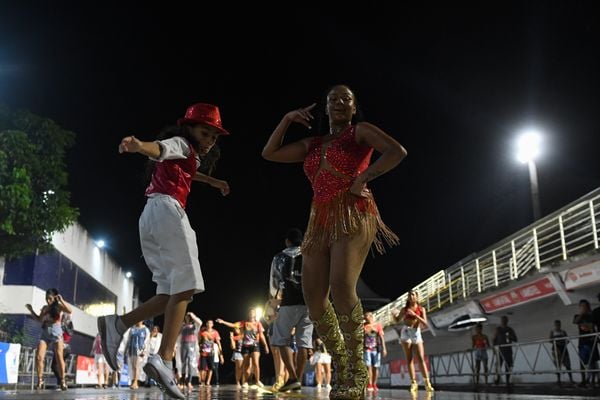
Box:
[262,104,316,163]
[351,122,407,196]
[215,318,237,329]
[118,136,161,158]
[25,304,42,321]
[193,172,230,196]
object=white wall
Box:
[51,223,135,315]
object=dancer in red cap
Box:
[98,103,230,399]
[262,85,406,399]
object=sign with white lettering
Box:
[480,276,556,313]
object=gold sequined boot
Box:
[311,301,349,398]
[424,378,434,392]
[333,302,368,399]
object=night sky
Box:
[2,2,600,326]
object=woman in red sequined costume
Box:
[262,85,406,399]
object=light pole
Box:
[516,130,542,221]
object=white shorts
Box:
[139,195,205,295]
[400,326,423,344]
[94,354,106,364]
[316,352,331,364]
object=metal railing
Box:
[429,333,600,384]
[16,346,76,389]
[375,188,600,325]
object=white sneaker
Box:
[97,315,123,372]
[143,354,185,399]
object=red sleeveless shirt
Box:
[144,142,197,208]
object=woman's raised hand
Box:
[284,103,316,129]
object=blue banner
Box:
[0,342,21,384]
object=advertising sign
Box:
[480,276,555,313]
[563,260,600,290]
[75,355,98,385]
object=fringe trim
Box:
[302,191,399,255]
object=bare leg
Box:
[315,363,323,386]
[234,359,243,385]
[279,346,298,380]
[329,224,374,396]
[36,341,48,386]
[54,341,65,383]
[130,355,139,388]
[251,351,261,383]
[241,355,251,384]
[301,250,331,320]
[415,343,430,381]
[401,343,415,382]
[324,363,331,385]
[296,347,308,382]
[156,290,195,361]
[271,347,284,385]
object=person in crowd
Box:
[364,311,387,392]
[312,337,332,390]
[549,319,574,385]
[471,323,490,385]
[91,333,109,388]
[145,325,163,386]
[198,319,222,386]
[125,321,150,390]
[211,341,224,386]
[179,312,202,392]
[392,290,434,393]
[52,311,73,389]
[217,308,270,388]
[268,228,313,392]
[230,327,245,388]
[573,299,598,387]
[26,288,72,391]
[493,316,517,385]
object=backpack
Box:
[280,252,302,291]
[62,314,74,336]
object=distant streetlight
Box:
[125,271,132,279]
[255,306,264,321]
[96,240,106,249]
[516,129,542,221]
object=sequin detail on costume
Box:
[302,125,399,254]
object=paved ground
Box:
[0,384,598,400]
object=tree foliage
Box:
[0,105,79,258]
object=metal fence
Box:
[16,346,77,389]
[374,188,600,326]
[429,333,600,385]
